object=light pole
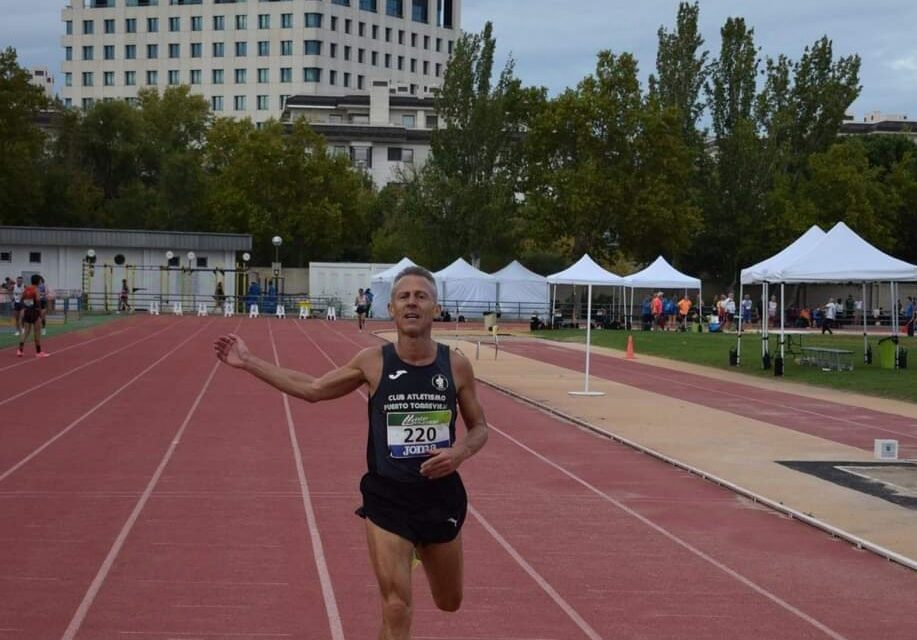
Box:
[187,251,196,307]
[163,251,174,304]
[271,236,283,300]
[238,252,251,312]
[84,249,96,312]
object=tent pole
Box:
[737,282,743,365]
[863,282,868,363]
[551,284,557,328]
[893,281,900,369]
[585,284,592,392]
[780,283,786,360]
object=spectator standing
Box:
[118,279,131,313]
[740,294,753,328]
[651,293,663,331]
[724,293,737,331]
[822,299,836,335]
[767,295,778,328]
[12,276,24,335]
[677,294,693,331]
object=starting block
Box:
[172,301,183,316]
[223,301,234,318]
[197,303,208,317]
[248,304,259,318]
[149,301,160,316]
[326,305,337,321]
[275,304,286,319]
[298,305,309,319]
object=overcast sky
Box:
[3,0,914,120]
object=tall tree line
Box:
[1,4,916,281]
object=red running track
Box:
[0,315,914,639]
[499,339,917,459]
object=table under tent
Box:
[368,257,419,320]
[547,254,626,395]
[739,222,917,371]
[491,260,550,320]
[623,256,702,330]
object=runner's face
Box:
[390,276,439,336]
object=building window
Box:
[411,32,417,47]
[169,43,180,58]
[0,251,10,263]
[329,69,337,85]
[82,72,93,87]
[126,44,137,59]
[234,68,246,83]
[236,14,247,29]
[281,40,293,56]
[359,22,366,37]
[426,114,438,128]
[257,68,269,83]
[280,67,292,83]
[104,19,115,34]
[104,71,115,86]
[303,67,321,82]
[29,252,41,264]
[332,0,350,5]
[65,72,72,87]
[423,60,428,74]
[147,17,158,33]
[212,96,223,112]
[213,15,225,31]
[82,98,94,110]
[104,45,115,60]
[146,70,158,86]
[234,96,246,111]
[258,41,270,56]
[65,20,73,35]
[435,62,441,77]
[412,0,428,23]
[169,17,180,32]
[125,18,136,33]
[191,16,203,32]
[384,53,391,68]
[258,14,270,29]
[213,42,225,57]
[147,44,158,59]
[402,114,415,128]
[83,46,94,61]
[344,45,351,61]
[385,26,392,42]
[343,72,351,87]
[398,30,405,44]
[168,70,180,85]
[190,69,202,85]
[196,257,209,268]
[304,40,322,55]
[436,37,442,52]
[330,15,337,30]
[305,13,323,28]
[125,70,136,86]
[358,49,365,63]
[191,43,202,58]
[83,20,94,35]
[235,41,247,56]
[371,51,378,66]
[350,146,372,168]
[386,0,402,17]
[167,256,180,268]
[424,35,430,49]
[329,42,337,57]
[212,69,224,84]
[257,95,269,111]
[397,55,404,70]
[388,147,414,163]
[360,0,377,12]
[281,13,293,28]
[65,47,72,62]
[279,94,289,109]
[448,40,453,54]
[410,58,416,72]
[357,75,365,90]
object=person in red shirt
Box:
[18,275,49,358]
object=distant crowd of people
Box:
[1,274,51,358]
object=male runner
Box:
[18,275,49,358]
[355,287,369,331]
[214,266,488,640]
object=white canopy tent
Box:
[773,222,917,367]
[368,257,418,320]
[737,225,826,365]
[433,258,498,317]
[624,256,702,329]
[491,260,550,318]
[547,254,627,396]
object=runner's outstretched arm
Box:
[214,333,369,402]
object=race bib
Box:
[22,299,34,308]
[387,410,452,459]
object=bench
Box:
[784,334,804,355]
[800,346,854,371]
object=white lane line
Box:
[60,354,225,640]
[0,320,213,484]
[486,421,850,640]
[0,320,182,409]
[267,319,345,640]
[292,322,600,639]
[519,343,917,440]
[0,322,138,373]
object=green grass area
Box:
[532,327,917,403]
[0,313,123,351]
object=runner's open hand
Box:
[420,446,466,479]
[214,333,249,368]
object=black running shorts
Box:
[356,472,467,546]
[22,308,40,324]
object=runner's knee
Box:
[432,590,462,612]
[381,593,412,625]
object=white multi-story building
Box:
[60,0,460,125]
[28,67,56,100]
[283,79,436,186]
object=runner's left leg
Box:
[416,534,463,612]
[365,519,415,640]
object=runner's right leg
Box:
[365,519,415,640]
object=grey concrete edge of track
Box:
[476,376,917,573]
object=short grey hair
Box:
[391,266,438,301]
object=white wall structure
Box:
[60,0,461,125]
[309,260,394,316]
[283,80,434,186]
[29,66,56,99]
[0,226,251,310]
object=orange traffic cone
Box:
[625,335,636,360]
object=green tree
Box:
[0,47,48,224]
